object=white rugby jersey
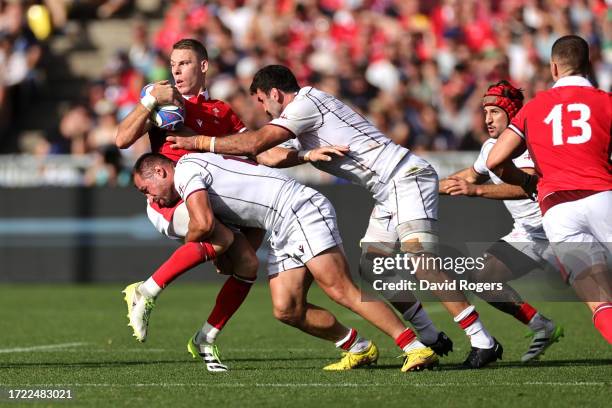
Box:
[270,87,429,194]
[473,138,546,239]
[174,153,305,231]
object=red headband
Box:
[482,82,524,120]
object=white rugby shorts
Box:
[267,188,342,275]
[362,161,439,245]
[542,191,611,280]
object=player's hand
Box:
[444,176,479,196]
[150,80,183,107]
[304,145,349,162]
[166,135,201,150]
[438,179,453,194]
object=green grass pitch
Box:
[0,283,610,407]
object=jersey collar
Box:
[552,76,593,88]
[182,89,210,102]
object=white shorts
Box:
[500,228,560,271]
[362,163,439,244]
[267,189,342,276]
[542,191,611,279]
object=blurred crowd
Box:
[1,0,611,186]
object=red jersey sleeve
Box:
[226,107,246,133]
[508,104,528,139]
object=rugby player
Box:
[130,151,441,372]
[167,65,503,368]
[116,39,257,371]
[486,35,612,344]
[440,80,563,361]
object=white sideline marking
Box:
[3,382,606,388]
[10,348,325,353]
[0,342,88,354]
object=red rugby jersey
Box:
[149,91,246,162]
[508,76,611,212]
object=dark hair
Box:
[172,38,208,61]
[133,153,174,179]
[249,65,300,95]
[551,35,590,75]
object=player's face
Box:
[483,106,509,138]
[255,89,283,119]
[170,49,208,95]
[134,170,179,208]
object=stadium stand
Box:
[0,0,610,186]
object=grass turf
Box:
[0,283,610,407]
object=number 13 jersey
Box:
[508,75,611,209]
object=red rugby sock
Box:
[206,275,254,330]
[152,242,216,288]
[593,303,612,344]
[395,328,417,350]
[515,303,538,325]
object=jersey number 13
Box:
[543,103,591,146]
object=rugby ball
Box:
[140,83,185,130]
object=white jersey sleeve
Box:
[277,138,301,150]
[174,161,212,200]
[473,139,495,175]
[512,149,535,169]
[269,96,321,136]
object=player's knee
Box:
[398,221,439,255]
[273,304,304,327]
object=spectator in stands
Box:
[84,144,130,186]
[4,0,611,183]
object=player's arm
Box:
[439,167,488,194]
[184,189,224,243]
[255,145,350,168]
[115,102,154,148]
[166,125,292,157]
[115,80,182,148]
[486,128,528,179]
[445,168,536,199]
[256,147,301,168]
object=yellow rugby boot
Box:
[323,341,379,370]
[401,346,439,372]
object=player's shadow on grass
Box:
[227,356,331,363]
[0,356,328,370]
[365,359,612,371]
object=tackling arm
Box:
[256,147,304,168]
[185,189,222,243]
[459,170,534,200]
[256,145,351,168]
[441,153,534,200]
[439,167,487,194]
[167,125,293,157]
